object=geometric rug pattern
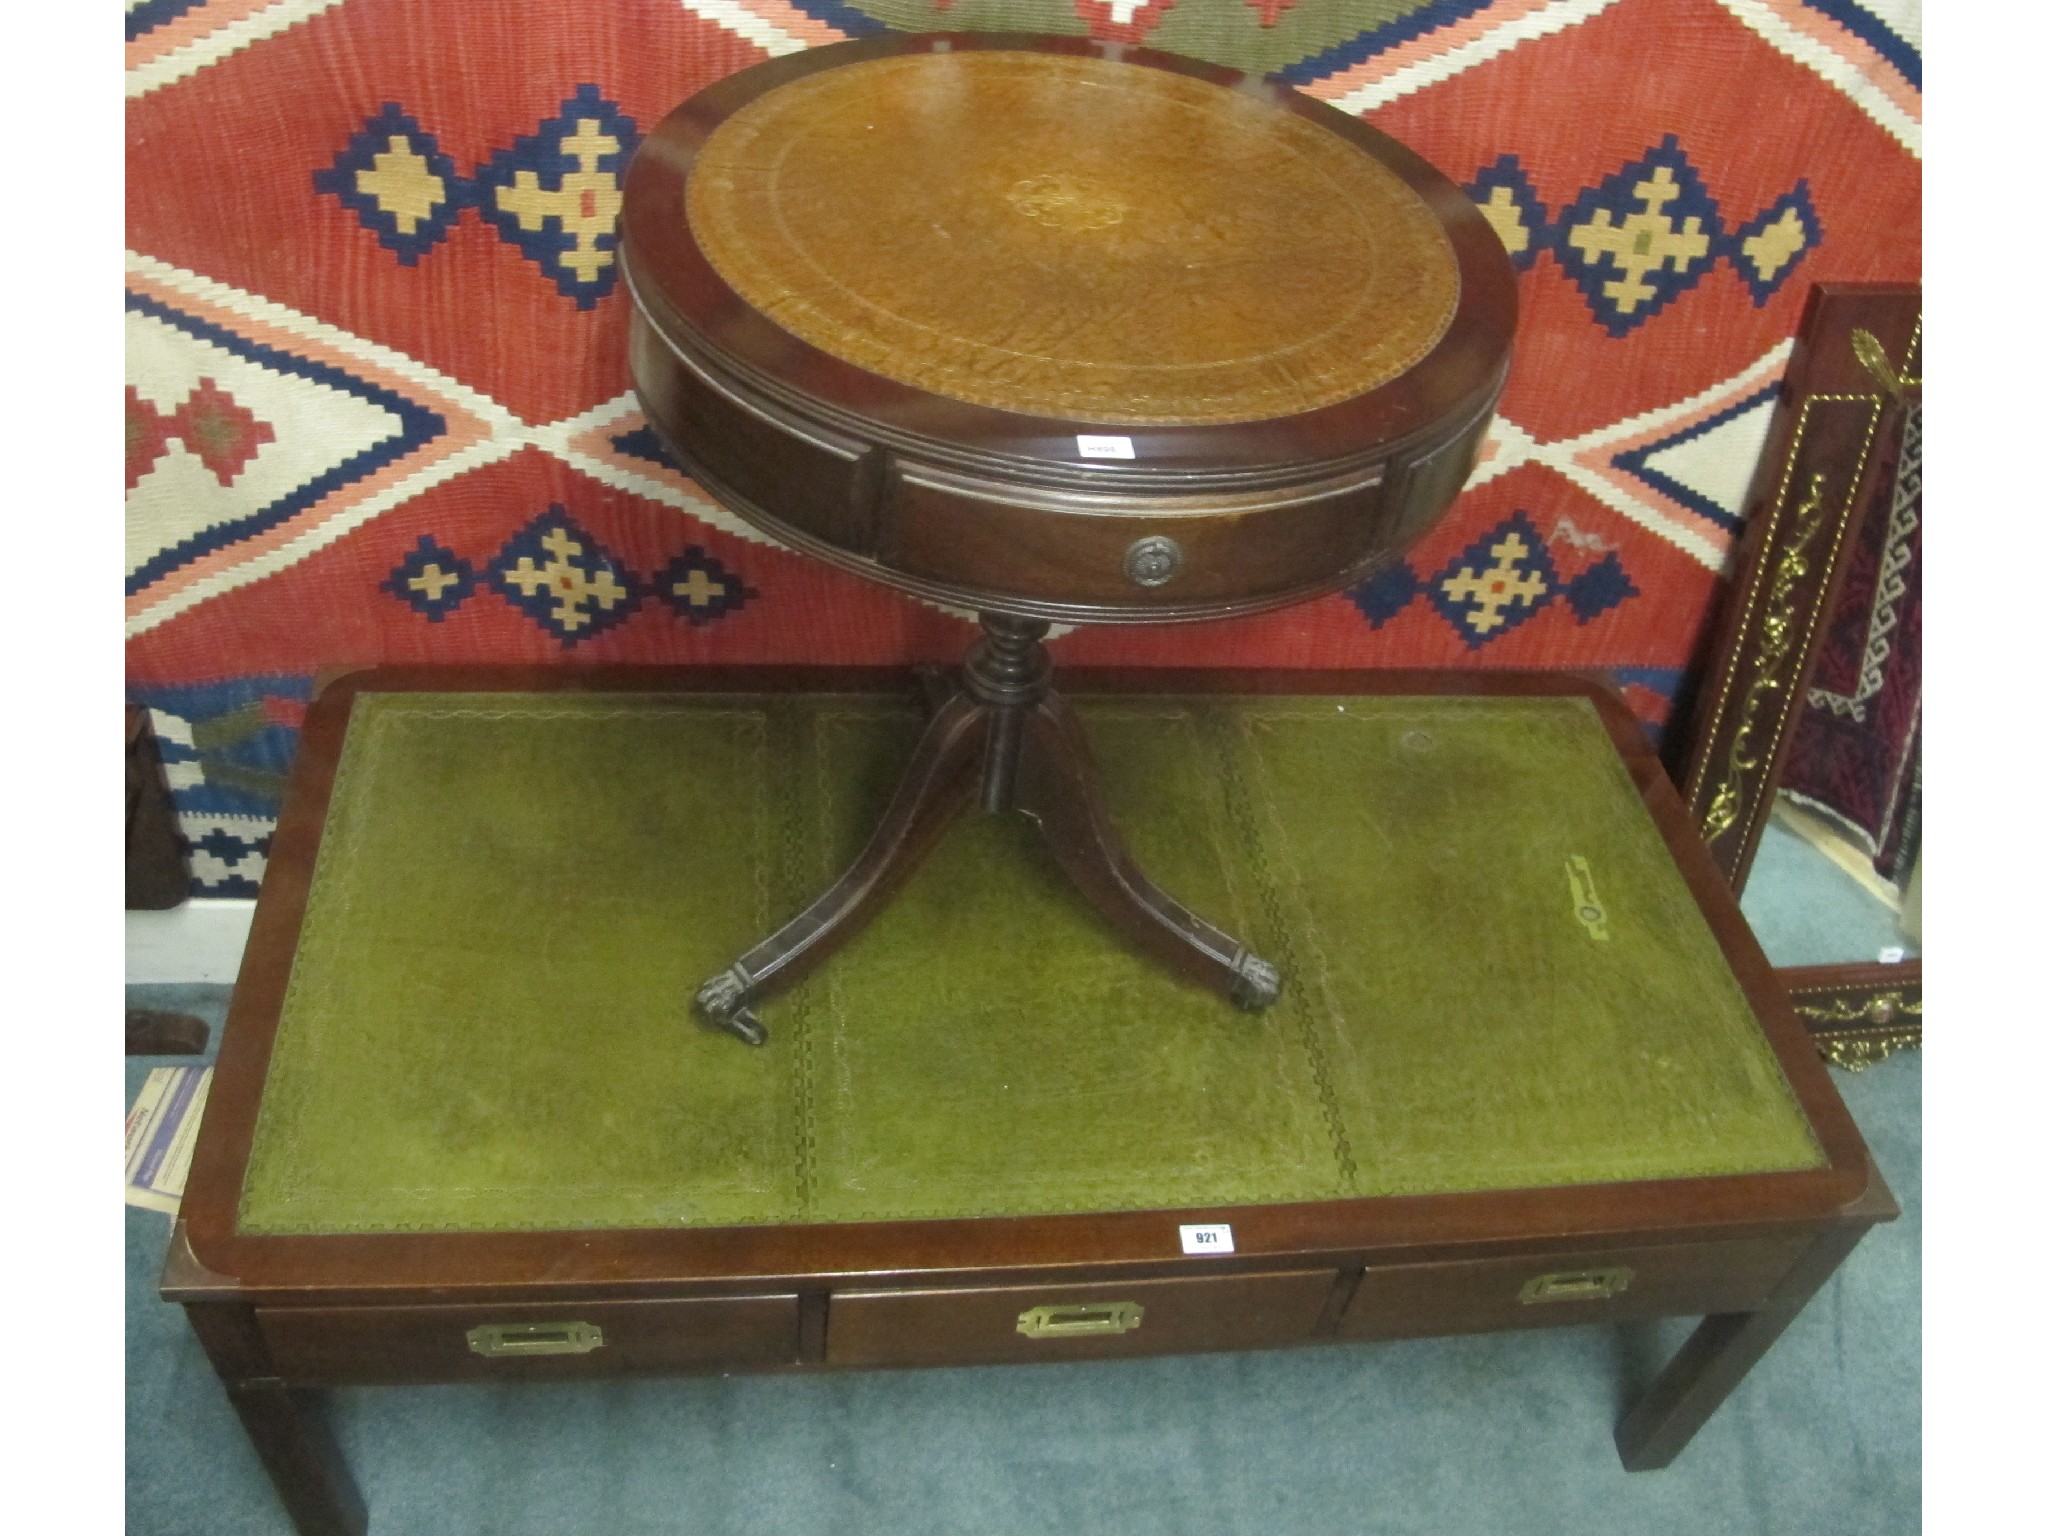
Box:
[1779,394,1921,887]
[127,0,1921,893]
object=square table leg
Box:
[1615,1202,1886,1470]
[184,1303,367,1536]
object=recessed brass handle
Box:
[1016,1300,1145,1338]
[1518,1266,1634,1304]
[466,1321,605,1357]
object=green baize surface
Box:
[238,692,1823,1236]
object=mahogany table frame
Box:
[164,666,1892,1536]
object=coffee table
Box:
[165,667,1892,1536]
[621,34,1517,1041]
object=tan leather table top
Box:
[684,49,1460,426]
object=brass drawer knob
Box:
[1518,1266,1634,1304]
[1123,536,1183,588]
[1016,1300,1145,1338]
[466,1321,605,1357]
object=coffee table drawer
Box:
[1339,1235,1813,1340]
[827,1270,1337,1367]
[258,1295,801,1384]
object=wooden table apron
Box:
[164,668,1891,1536]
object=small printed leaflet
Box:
[126,1066,212,1215]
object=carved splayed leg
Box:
[686,616,1281,1045]
[1015,693,1283,1014]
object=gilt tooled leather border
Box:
[684,50,1460,427]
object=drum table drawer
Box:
[257,1295,802,1384]
[1340,1235,1814,1341]
[881,459,1392,612]
[827,1270,1337,1368]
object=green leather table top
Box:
[237,691,1824,1236]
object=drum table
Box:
[622,33,1516,1043]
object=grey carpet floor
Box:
[125,984,1919,1536]
[1742,817,1918,969]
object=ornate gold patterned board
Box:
[1672,283,1922,1067]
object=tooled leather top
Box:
[684,50,1460,427]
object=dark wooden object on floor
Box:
[622,33,1516,1040]
[1670,282,1922,1064]
[127,703,210,1055]
[127,1010,209,1056]
[127,704,188,910]
[165,667,1893,1536]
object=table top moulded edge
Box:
[167,666,1882,1308]
[619,31,1519,483]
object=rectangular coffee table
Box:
[164,667,1892,1536]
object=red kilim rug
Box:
[125,0,1923,895]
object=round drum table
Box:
[623,33,1516,1044]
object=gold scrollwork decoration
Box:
[1812,1027,1921,1071]
[1792,990,1923,1027]
[1699,471,1832,845]
[1850,322,1922,402]
[1797,989,1922,1071]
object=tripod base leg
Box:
[690,646,1285,1043]
[1017,695,1282,1014]
[689,694,983,1044]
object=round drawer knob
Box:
[1123,536,1184,588]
